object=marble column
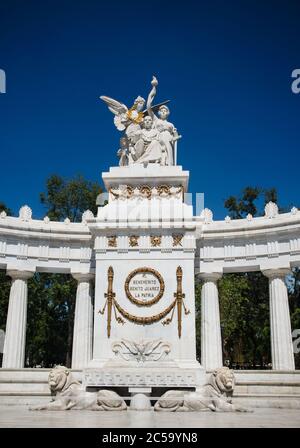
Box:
[263,269,295,371]
[199,273,223,370]
[2,270,34,368]
[71,273,94,369]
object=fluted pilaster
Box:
[199,272,223,370]
[2,270,34,368]
[263,269,295,370]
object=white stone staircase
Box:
[1,369,300,409]
[0,369,82,406]
[231,371,300,409]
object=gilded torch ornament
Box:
[99,266,116,338]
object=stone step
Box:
[234,396,300,409]
[1,394,300,409]
[234,383,300,395]
[0,383,50,393]
[0,395,51,406]
[0,369,82,381]
[1,369,300,409]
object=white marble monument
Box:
[0,76,299,410]
[84,163,205,390]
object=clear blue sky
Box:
[0,0,299,219]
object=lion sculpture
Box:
[154,367,247,412]
[30,365,127,411]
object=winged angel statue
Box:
[100,77,181,166]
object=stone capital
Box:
[7,270,35,281]
[72,272,94,283]
[198,272,222,282]
[262,268,291,280]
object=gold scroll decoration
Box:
[124,267,165,307]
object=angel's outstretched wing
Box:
[100,96,129,131]
[100,96,128,115]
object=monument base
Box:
[83,363,206,392]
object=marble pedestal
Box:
[85,165,204,391]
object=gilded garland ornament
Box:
[124,267,165,306]
[114,299,177,325]
[99,266,190,338]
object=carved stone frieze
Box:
[111,339,171,363]
[83,369,201,388]
[109,184,183,200]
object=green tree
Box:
[0,202,12,216]
[288,268,300,369]
[224,187,261,219]
[26,273,77,367]
[1,177,101,368]
[219,273,270,367]
[0,271,11,332]
[224,186,283,219]
[40,174,102,221]
[24,174,102,367]
[221,186,299,368]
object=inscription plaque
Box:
[125,267,165,306]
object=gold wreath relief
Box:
[125,267,165,306]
